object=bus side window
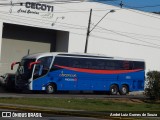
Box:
[99,62,105,70]
[90,59,98,69]
[85,61,92,69]
[123,61,130,70]
[133,61,144,69]
[72,59,80,68]
[78,59,86,69]
[105,60,115,70]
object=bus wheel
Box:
[46,84,56,94]
[119,85,128,95]
[110,85,118,95]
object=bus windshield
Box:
[17,59,35,80]
[33,56,53,80]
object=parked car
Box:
[0,73,15,90]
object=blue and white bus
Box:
[11,52,145,95]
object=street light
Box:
[84,9,115,53]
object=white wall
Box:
[0,38,51,74]
[0,0,160,72]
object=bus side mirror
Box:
[29,61,41,69]
[11,62,20,70]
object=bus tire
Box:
[46,83,56,94]
[119,85,128,95]
[110,84,118,95]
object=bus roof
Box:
[22,52,144,62]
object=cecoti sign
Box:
[25,2,54,12]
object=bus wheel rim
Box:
[122,87,127,93]
[48,85,53,93]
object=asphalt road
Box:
[0,93,145,99]
[0,86,145,99]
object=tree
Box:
[145,71,160,100]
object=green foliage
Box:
[145,71,160,100]
[0,98,160,111]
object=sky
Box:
[93,0,160,12]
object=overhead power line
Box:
[95,26,160,48]
[1,12,160,50]
[0,8,159,39]
[0,0,160,50]
[69,31,160,50]
[1,10,159,42]
[90,35,160,50]
[91,28,160,42]
[125,8,160,20]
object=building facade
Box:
[0,0,160,74]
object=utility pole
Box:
[120,1,124,8]
[84,9,115,53]
[84,9,92,53]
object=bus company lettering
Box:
[59,71,77,77]
[25,2,54,12]
[65,78,77,81]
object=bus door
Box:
[32,56,53,90]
